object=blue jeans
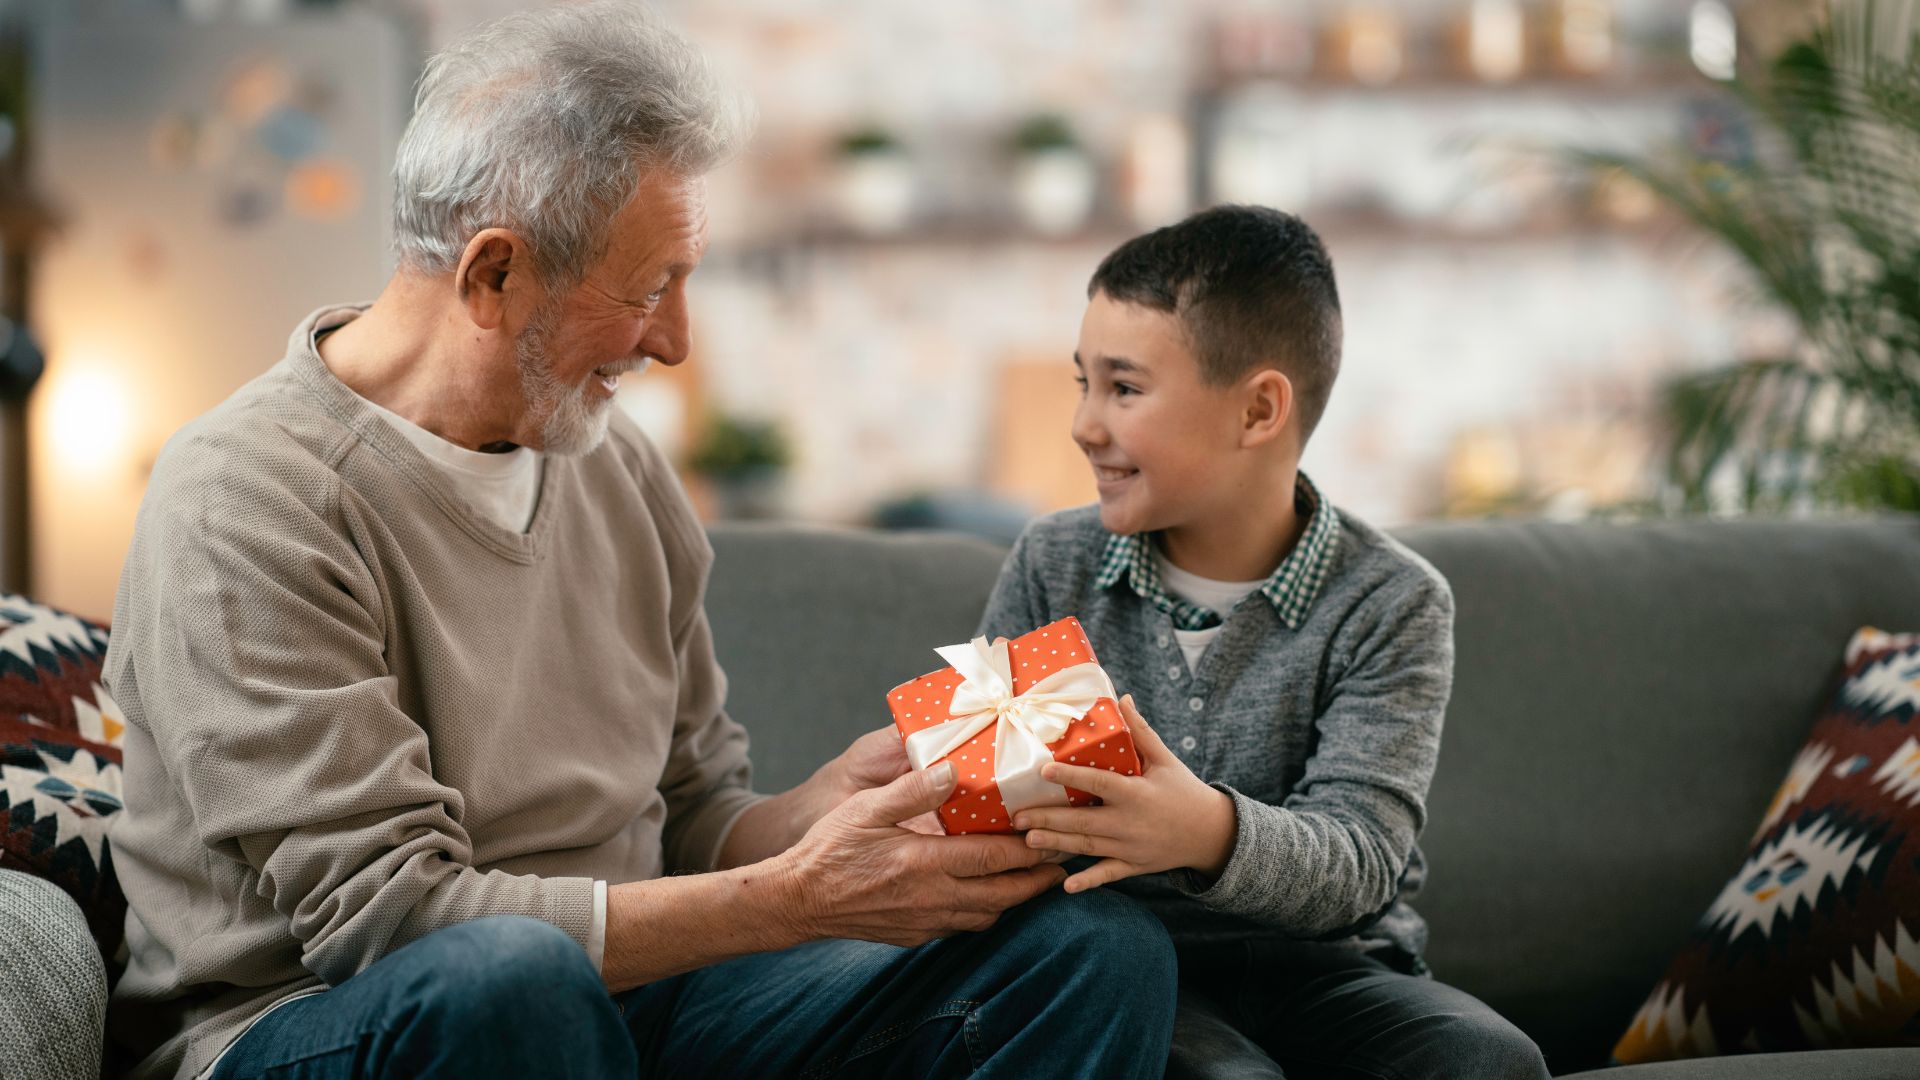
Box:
[210,887,1177,1079]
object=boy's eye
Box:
[1114,382,1140,396]
[1073,375,1089,392]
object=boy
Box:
[977,206,1550,1078]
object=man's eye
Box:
[646,288,667,304]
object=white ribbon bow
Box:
[902,635,1117,818]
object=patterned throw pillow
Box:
[0,595,126,961]
[1611,626,1920,1061]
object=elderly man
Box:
[104,6,1176,1079]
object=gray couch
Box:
[704,517,1920,1079]
[7,517,1919,1079]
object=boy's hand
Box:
[1011,694,1239,893]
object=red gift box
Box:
[886,616,1141,835]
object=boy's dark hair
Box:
[1088,205,1342,443]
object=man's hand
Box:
[771,761,1067,946]
[821,725,912,797]
[1011,695,1239,894]
[814,725,944,834]
[717,725,948,869]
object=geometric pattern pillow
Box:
[0,595,126,963]
[1612,626,1920,1061]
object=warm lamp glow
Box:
[46,363,133,478]
[1345,10,1405,86]
[1690,1,1737,81]
[1560,0,1613,74]
[1468,0,1526,83]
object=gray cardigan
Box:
[976,502,1454,968]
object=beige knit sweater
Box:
[105,305,764,1080]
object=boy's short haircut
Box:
[1088,205,1343,443]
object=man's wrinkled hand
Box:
[772,762,1068,947]
[826,726,912,798]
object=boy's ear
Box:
[1240,368,1295,450]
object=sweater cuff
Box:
[587,880,608,973]
[541,874,601,953]
[1167,783,1268,911]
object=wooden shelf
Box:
[709,208,1684,265]
[1201,67,1723,99]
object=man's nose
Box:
[641,286,692,366]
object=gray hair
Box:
[391,2,752,290]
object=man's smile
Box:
[591,358,650,396]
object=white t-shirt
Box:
[1153,551,1265,670]
[356,393,543,535]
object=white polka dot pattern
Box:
[885,616,1141,834]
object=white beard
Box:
[517,303,614,456]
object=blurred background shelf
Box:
[5,0,1827,618]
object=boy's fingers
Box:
[1040,761,1134,799]
[1118,694,1169,755]
[1012,805,1114,836]
[1063,857,1137,894]
[1023,828,1119,858]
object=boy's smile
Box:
[1072,292,1250,540]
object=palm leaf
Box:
[1578,0,1920,512]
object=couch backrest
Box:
[704,524,1008,797]
[705,516,1920,1072]
[1393,516,1920,1069]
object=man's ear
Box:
[1241,368,1295,449]
[455,228,531,332]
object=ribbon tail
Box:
[994,713,1069,818]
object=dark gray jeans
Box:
[1166,940,1551,1080]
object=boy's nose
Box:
[1070,402,1106,451]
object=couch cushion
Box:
[1609,627,1920,1062]
[1396,517,1920,1072]
[0,595,127,960]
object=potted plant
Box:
[1572,0,1920,512]
[1008,113,1098,236]
[831,124,914,235]
[689,413,793,520]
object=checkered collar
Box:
[1092,472,1341,632]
